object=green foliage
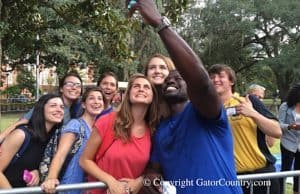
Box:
[1,85,20,98]
[16,66,36,96]
[1,0,189,83]
[181,0,300,100]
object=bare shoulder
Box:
[2,128,26,148]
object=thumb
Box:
[119,178,129,182]
[245,94,250,102]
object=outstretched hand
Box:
[126,0,162,27]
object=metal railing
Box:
[238,170,300,194]
[0,182,106,194]
[0,170,299,194]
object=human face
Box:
[44,97,64,131]
[162,70,188,103]
[82,91,104,117]
[99,76,118,104]
[209,71,234,95]
[250,89,265,100]
[60,76,82,103]
[129,78,153,105]
[146,57,169,85]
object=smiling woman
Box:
[41,88,105,194]
[144,54,176,119]
[79,74,159,194]
[0,94,64,189]
[144,53,175,86]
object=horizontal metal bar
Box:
[0,182,106,194]
[1,170,300,194]
[237,170,300,180]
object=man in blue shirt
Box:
[127,0,243,193]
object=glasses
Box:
[64,82,82,88]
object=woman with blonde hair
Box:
[144,53,175,86]
[80,74,159,194]
[144,53,175,119]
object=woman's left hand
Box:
[119,177,143,194]
[27,169,40,186]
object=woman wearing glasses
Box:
[0,72,83,143]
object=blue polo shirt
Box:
[151,102,242,194]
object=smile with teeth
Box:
[166,86,178,91]
[68,91,78,95]
[104,92,112,96]
[136,94,146,97]
[52,114,63,119]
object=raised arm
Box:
[129,0,222,118]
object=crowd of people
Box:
[0,0,299,194]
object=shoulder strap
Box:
[11,125,31,164]
[69,118,85,155]
[95,112,116,162]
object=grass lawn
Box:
[0,113,22,132]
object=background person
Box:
[208,64,281,194]
[278,83,300,194]
[247,84,266,100]
[247,84,276,147]
[96,72,119,119]
[0,94,64,188]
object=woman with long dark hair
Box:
[0,94,64,188]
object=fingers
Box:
[127,0,139,17]
[26,170,39,186]
[119,178,130,182]
[41,179,59,194]
[27,176,39,186]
